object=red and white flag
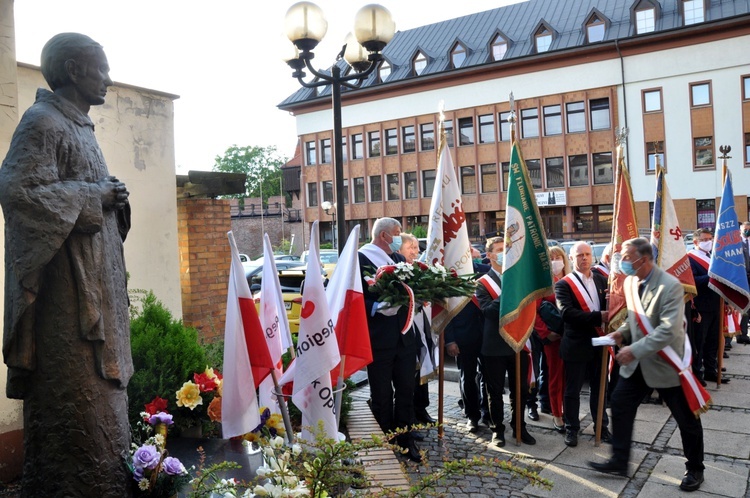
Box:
[280,222,340,441]
[425,113,473,333]
[326,225,372,381]
[258,233,293,412]
[221,232,262,439]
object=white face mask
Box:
[698,240,712,253]
[551,260,565,275]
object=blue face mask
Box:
[620,257,642,276]
[473,258,482,265]
[388,235,402,253]
[495,253,504,266]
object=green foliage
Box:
[128,292,208,432]
[320,243,334,250]
[410,225,427,238]
[274,238,292,255]
[213,144,289,205]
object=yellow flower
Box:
[204,367,217,379]
[243,432,260,443]
[268,413,283,430]
[175,381,203,410]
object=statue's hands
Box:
[99,176,129,210]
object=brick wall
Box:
[177,198,231,341]
[229,195,306,258]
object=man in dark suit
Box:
[477,236,536,447]
[358,217,420,462]
[555,241,610,447]
[738,221,750,345]
[589,237,705,492]
[445,249,490,432]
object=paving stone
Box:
[637,454,749,498]
[667,426,750,460]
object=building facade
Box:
[279,0,750,244]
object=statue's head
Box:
[41,33,112,107]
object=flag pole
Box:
[436,102,446,440]
[595,347,607,447]
[271,369,295,444]
[507,93,521,446]
[716,150,730,388]
[334,355,347,427]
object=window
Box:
[480,164,498,193]
[636,8,655,34]
[744,76,750,100]
[643,89,662,112]
[404,172,418,199]
[646,142,665,173]
[379,61,391,82]
[746,133,750,165]
[569,155,589,186]
[320,138,331,163]
[458,117,474,146]
[385,128,398,155]
[491,34,508,61]
[422,170,436,197]
[543,105,562,135]
[545,157,564,188]
[402,126,415,153]
[369,175,382,202]
[566,102,585,133]
[460,166,476,195]
[587,16,605,43]
[307,182,318,207]
[353,177,365,203]
[575,205,614,232]
[691,82,711,106]
[368,131,381,157]
[683,0,704,25]
[321,180,333,203]
[351,133,363,160]
[305,141,316,165]
[535,27,552,53]
[498,111,511,141]
[696,199,715,229]
[598,204,614,233]
[521,108,539,138]
[526,160,542,189]
[451,43,467,68]
[694,137,714,167]
[444,119,455,148]
[413,51,427,75]
[340,136,347,163]
[341,179,349,204]
[386,173,399,200]
[478,115,495,144]
[590,98,610,130]
[501,162,510,191]
[420,123,435,151]
[593,152,614,184]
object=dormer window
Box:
[636,8,655,33]
[450,43,467,69]
[535,26,552,53]
[413,51,427,76]
[490,34,508,61]
[683,0,704,25]
[587,15,606,43]
[379,61,391,83]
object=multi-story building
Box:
[280,0,750,245]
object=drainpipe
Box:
[615,38,630,166]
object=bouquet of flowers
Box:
[366,261,477,307]
[248,436,308,497]
[242,407,286,444]
[173,366,224,432]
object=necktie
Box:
[638,283,645,298]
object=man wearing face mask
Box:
[477,235,536,447]
[688,228,726,384]
[358,218,421,462]
[737,222,750,344]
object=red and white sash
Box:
[561,273,603,336]
[592,265,610,278]
[625,277,711,416]
[688,249,710,272]
[726,307,742,336]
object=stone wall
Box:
[229,195,307,259]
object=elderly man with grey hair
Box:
[358,218,421,462]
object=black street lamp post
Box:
[284,2,395,254]
[321,200,336,249]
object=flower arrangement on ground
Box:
[366,261,476,307]
[242,407,286,445]
[173,366,224,434]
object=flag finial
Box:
[438,100,445,123]
[615,127,629,147]
[507,92,516,125]
[719,145,732,159]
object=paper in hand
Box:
[592,336,616,346]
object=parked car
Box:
[249,267,325,335]
[244,261,306,282]
[547,239,560,247]
[591,243,608,264]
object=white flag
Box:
[221,232,261,439]
[425,116,473,332]
[258,234,293,412]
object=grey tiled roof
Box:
[279,0,749,108]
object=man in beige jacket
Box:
[588,238,705,492]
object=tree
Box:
[212,145,288,205]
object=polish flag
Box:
[326,225,372,381]
[221,232,262,438]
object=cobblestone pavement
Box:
[353,342,750,498]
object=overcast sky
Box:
[13,0,523,173]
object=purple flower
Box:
[162,457,187,476]
[133,445,161,470]
[132,466,145,481]
[148,412,174,426]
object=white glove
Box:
[376,301,402,316]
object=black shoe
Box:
[513,429,537,445]
[704,374,730,384]
[540,405,552,415]
[457,399,465,409]
[725,343,733,350]
[491,432,505,447]
[552,419,566,434]
[697,377,707,387]
[480,415,491,427]
[736,336,750,344]
[527,406,539,421]
[466,419,479,433]
[679,469,704,492]
[599,428,612,444]
[399,440,422,463]
[415,408,436,424]
[721,367,727,372]
[564,430,578,447]
[588,459,627,477]
[723,351,730,358]
[411,430,425,441]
